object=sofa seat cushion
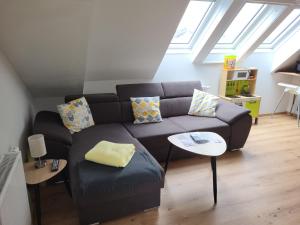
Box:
[69,123,164,204]
[169,115,231,139]
[123,118,185,139]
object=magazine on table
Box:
[178,133,222,147]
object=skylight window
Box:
[169,0,214,49]
[167,0,297,61]
[259,9,300,49]
[215,3,265,49]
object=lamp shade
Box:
[28,134,47,158]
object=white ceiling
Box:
[272,29,300,72]
[0,0,189,97]
[85,0,189,81]
[0,0,92,96]
[0,0,298,97]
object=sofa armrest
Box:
[216,100,250,125]
[33,111,72,145]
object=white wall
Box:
[156,52,293,114]
[0,51,34,157]
[34,97,64,113]
[35,52,293,114]
[80,52,292,114]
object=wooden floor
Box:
[39,114,300,225]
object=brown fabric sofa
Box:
[33,81,252,225]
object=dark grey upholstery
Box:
[123,119,194,162]
[89,102,121,124]
[33,81,252,225]
[65,93,119,103]
[69,123,164,224]
[116,83,164,101]
[33,111,72,159]
[123,119,185,139]
[162,81,202,98]
[216,100,250,124]
[169,115,231,139]
[65,94,122,124]
[120,101,135,122]
[230,114,252,149]
[160,97,192,118]
[34,111,72,145]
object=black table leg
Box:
[34,184,42,225]
[211,156,217,204]
[164,144,173,173]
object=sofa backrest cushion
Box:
[160,97,192,118]
[65,93,118,103]
[116,83,164,101]
[161,81,203,98]
[120,101,135,122]
[116,81,203,121]
[65,94,122,124]
[160,81,202,118]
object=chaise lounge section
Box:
[33,81,252,224]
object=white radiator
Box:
[0,150,31,225]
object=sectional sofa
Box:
[33,81,252,224]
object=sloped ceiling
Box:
[85,0,189,81]
[274,50,299,72]
[0,0,92,97]
[272,29,300,72]
[0,0,189,97]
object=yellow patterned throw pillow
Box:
[130,96,163,124]
[57,97,95,133]
[188,89,219,117]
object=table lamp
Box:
[28,134,47,168]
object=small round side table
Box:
[24,159,67,225]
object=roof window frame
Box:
[168,0,216,50]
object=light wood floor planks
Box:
[39,114,300,225]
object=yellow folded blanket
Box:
[85,140,135,167]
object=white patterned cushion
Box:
[188,89,219,117]
[57,97,95,133]
[130,96,163,124]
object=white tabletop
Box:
[278,82,299,89]
[278,82,300,95]
[168,132,227,157]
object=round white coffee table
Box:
[165,132,227,204]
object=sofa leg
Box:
[144,206,159,212]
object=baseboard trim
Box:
[258,112,288,117]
